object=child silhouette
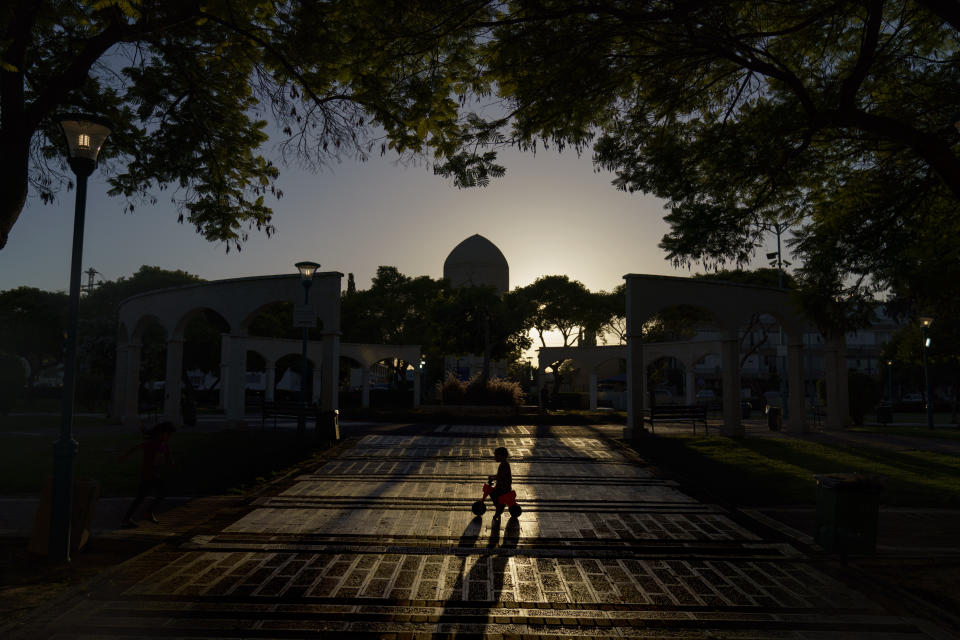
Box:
[487,446,512,517]
[120,421,175,527]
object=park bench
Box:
[261,401,340,440]
[260,400,320,430]
[646,404,709,435]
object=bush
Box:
[0,353,27,415]
[554,392,588,410]
[76,372,109,412]
[439,373,523,406]
[440,373,466,404]
[848,371,882,425]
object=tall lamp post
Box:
[50,114,112,562]
[295,261,320,437]
[920,316,934,429]
[886,359,893,403]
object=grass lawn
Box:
[0,420,331,497]
[849,425,960,440]
[639,432,960,507]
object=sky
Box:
[0,140,778,297]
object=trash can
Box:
[317,409,340,441]
[876,404,892,424]
[767,406,782,430]
[29,477,100,556]
[741,401,752,419]
[814,473,883,554]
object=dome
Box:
[443,234,509,293]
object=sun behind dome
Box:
[443,234,509,294]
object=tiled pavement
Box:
[9,424,953,639]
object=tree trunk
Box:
[481,315,491,384]
[0,131,30,250]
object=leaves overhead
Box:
[1,0,498,250]
[481,0,960,322]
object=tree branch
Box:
[839,0,883,111]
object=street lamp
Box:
[886,359,893,403]
[295,261,320,437]
[919,316,934,429]
[51,114,112,562]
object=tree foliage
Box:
[0,352,27,414]
[0,286,67,385]
[480,0,960,326]
[1,0,498,250]
[515,275,598,347]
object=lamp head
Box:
[295,261,320,281]
[58,114,112,177]
[919,316,934,329]
[886,359,893,366]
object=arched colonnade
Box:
[217,338,422,410]
[537,341,722,411]
[624,275,849,438]
[113,274,342,428]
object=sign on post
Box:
[293,304,316,328]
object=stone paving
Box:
[9,423,953,639]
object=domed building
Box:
[443,234,509,294]
[442,234,510,381]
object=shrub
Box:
[440,372,466,404]
[848,371,882,425]
[0,353,27,415]
[440,373,523,406]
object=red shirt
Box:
[140,440,169,481]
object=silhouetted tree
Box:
[1,0,499,250]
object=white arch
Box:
[537,342,724,411]
[113,273,342,427]
[624,274,846,439]
[240,338,422,408]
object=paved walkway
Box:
[6,423,955,639]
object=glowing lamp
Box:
[58,114,112,175]
[296,261,320,281]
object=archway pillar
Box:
[122,343,142,428]
[683,357,697,405]
[536,368,546,407]
[361,367,371,408]
[626,335,646,441]
[824,335,849,430]
[110,342,128,422]
[218,360,228,410]
[720,331,744,437]
[224,333,248,428]
[319,332,340,412]
[312,363,321,404]
[413,368,421,408]
[163,338,185,426]
[264,364,276,402]
[786,338,808,432]
[588,372,598,411]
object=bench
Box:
[646,404,709,435]
[261,401,340,440]
[261,400,320,430]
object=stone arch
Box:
[537,345,627,410]
[624,274,835,439]
[115,273,342,427]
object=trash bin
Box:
[767,406,782,430]
[29,477,100,556]
[876,404,892,424]
[317,409,340,441]
[741,401,752,419]
[814,473,883,554]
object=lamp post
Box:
[50,114,112,562]
[886,359,893,403]
[920,316,934,429]
[295,261,320,437]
